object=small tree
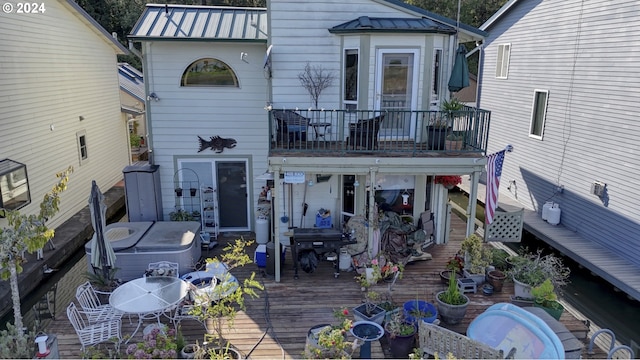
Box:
[189,237,263,358]
[297,62,335,108]
[0,166,73,333]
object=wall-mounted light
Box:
[147,92,160,102]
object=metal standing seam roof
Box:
[118,63,145,103]
[129,4,267,41]
[329,16,457,34]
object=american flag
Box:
[485,150,506,225]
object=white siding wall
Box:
[0,0,129,228]
[269,0,431,109]
[143,42,269,221]
[479,0,640,264]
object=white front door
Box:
[375,49,420,138]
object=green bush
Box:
[130,133,141,148]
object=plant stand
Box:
[457,278,477,294]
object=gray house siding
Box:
[479,0,640,266]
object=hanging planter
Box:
[434,175,462,189]
[175,188,183,197]
[190,188,197,197]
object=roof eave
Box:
[60,0,129,54]
[480,0,522,31]
[128,36,267,43]
[329,28,457,35]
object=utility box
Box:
[123,164,163,222]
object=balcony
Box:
[269,107,490,157]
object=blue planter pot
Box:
[403,300,437,325]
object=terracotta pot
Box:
[487,269,507,292]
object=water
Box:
[448,190,640,350]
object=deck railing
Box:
[269,107,490,156]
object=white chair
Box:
[67,302,122,352]
[145,261,179,277]
[75,281,123,324]
[169,285,205,329]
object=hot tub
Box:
[85,221,201,281]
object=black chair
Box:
[347,114,385,150]
[272,110,309,146]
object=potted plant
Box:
[460,234,491,284]
[486,269,507,292]
[530,279,565,320]
[175,187,183,197]
[507,249,570,300]
[434,175,462,190]
[189,238,264,359]
[445,132,465,151]
[0,323,37,359]
[125,324,178,359]
[384,311,417,358]
[190,187,198,197]
[169,208,194,221]
[440,255,464,284]
[435,268,470,325]
[353,290,386,325]
[304,308,357,359]
[403,298,437,326]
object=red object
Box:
[485,150,506,225]
[434,175,462,188]
[36,349,51,358]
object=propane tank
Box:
[542,201,554,221]
[547,204,561,225]
[339,248,352,271]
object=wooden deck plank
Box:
[40,213,605,359]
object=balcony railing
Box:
[269,107,490,156]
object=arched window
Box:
[180,58,238,87]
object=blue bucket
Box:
[403,300,437,325]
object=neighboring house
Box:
[118,63,148,161]
[478,1,640,297]
[0,0,129,229]
[453,73,477,106]
[129,0,491,279]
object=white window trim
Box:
[76,130,88,165]
[528,89,549,140]
[343,48,359,110]
[495,43,511,79]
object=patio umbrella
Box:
[89,180,116,279]
[448,44,470,92]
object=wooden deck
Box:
[41,213,607,359]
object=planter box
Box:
[512,277,533,299]
[463,269,485,285]
[353,303,385,325]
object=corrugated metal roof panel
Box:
[118,63,145,103]
[130,4,267,41]
[330,16,456,34]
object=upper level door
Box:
[375,49,419,138]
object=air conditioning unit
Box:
[591,181,606,197]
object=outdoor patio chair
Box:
[67,302,122,352]
[145,261,179,277]
[272,109,309,146]
[75,281,123,324]
[347,114,385,150]
[418,321,515,359]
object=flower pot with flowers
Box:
[434,175,462,190]
[125,325,178,359]
[304,308,359,359]
[188,238,264,360]
[440,254,464,284]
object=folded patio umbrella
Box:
[89,180,116,279]
[448,44,470,92]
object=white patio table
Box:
[109,276,189,341]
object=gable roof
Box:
[329,16,456,35]
[59,0,128,54]
[479,0,522,31]
[129,4,267,42]
[118,63,145,103]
